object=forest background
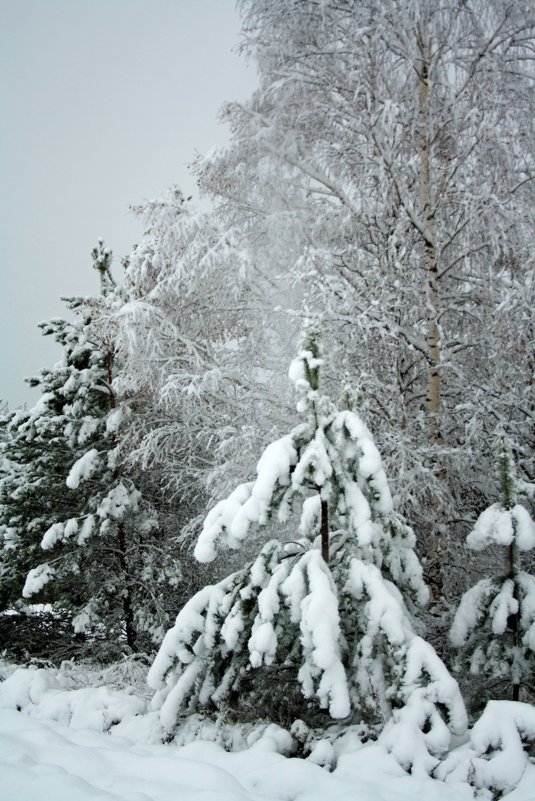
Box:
[0,1,534,797]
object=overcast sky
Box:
[0,0,256,408]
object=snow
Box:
[41,517,80,549]
[77,514,96,545]
[288,348,323,393]
[195,434,300,562]
[97,481,140,519]
[41,521,66,549]
[292,429,333,490]
[106,408,125,434]
[288,351,308,386]
[380,636,469,777]
[297,551,350,718]
[148,583,217,691]
[334,411,393,515]
[72,603,97,634]
[0,708,446,801]
[438,700,535,796]
[341,480,374,545]
[231,436,296,535]
[22,563,56,598]
[0,663,533,801]
[248,620,277,667]
[248,560,288,667]
[514,505,535,550]
[195,482,254,562]
[519,572,535,650]
[490,580,519,635]
[299,494,321,537]
[66,447,100,489]
[450,569,535,673]
[348,560,410,646]
[467,503,535,551]
[470,701,535,793]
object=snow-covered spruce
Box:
[149,332,466,773]
[450,434,535,702]
[0,243,181,651]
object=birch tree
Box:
[115,187,297,514]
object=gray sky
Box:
[0,0,256,408]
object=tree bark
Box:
[508,526,520,702]
[320,498,329,565]
[417,35,447,603]
[106,348,136,650]
[418,55,443,449]
[117,519,136,650]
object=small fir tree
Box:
[148,330,467,772]
[450,434,535,702]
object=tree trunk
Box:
[508,531,520,702]
[417,41,446,601]
[107,348,136,650]
[320,498,329,565]
[118,519,136,650]
[418,56,443,449]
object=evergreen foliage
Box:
[450,435,535,703]
[148,332,467,771]
[0,246,182,655]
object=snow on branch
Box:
[195,433,298,562]
[470,701,535,794]
[22,563,56,598]
[298,551,350,719]
[41,518,79,550]
[66,448,100,490]
[437,701,535,796]
[380,637,468,777]
[467,503,535,551]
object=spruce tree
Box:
[0,244,181,656]
[450,434,535,703]
[148,330,467,772]
[0,319,91,618]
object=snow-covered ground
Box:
[1,664,534,801]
